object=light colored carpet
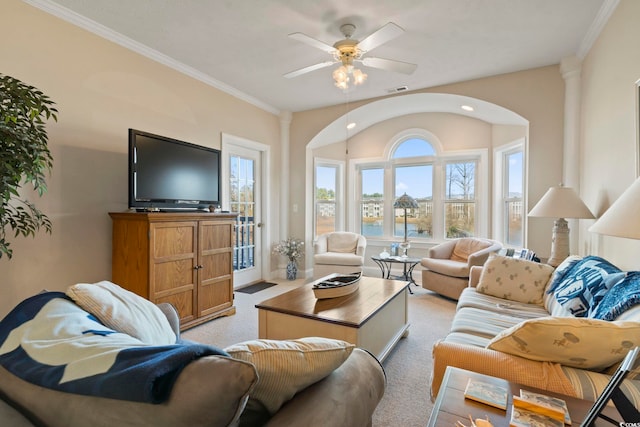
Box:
[182,278,457,427]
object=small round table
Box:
[371,255,421,294]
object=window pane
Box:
[445,162,475,199]
[445,161,476,237]
[361,168,384,237]
[315,166,336,235]
[392,138,436,158]
[445,202,475,238]
[394,165,432,239]
[505,151,523,246]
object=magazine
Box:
[509,406,564,427]
[519,389,571,425]
[463,378,508,410]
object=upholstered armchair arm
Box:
[427,240,457,260]
[466,242,502,268]
[468,266,483,287]
[313,235,328,255]
[431,341,576,402]
[355,235,367,256]
[157,302,180,340]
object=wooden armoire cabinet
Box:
[109,212,237,330]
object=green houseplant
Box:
[0,73,57,259]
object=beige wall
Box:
[0,1,281,317]
[292,65,565,267]
[580,0,640,270]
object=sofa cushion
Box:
[487,316,640,370]
[590,271,640,320]
[457,288,551,320]
[546,256,623,317]
[476,255,554,304]
[451,238,491,262]
[66,281,176,346]
[224,337,355,414]
[327,232,359,253]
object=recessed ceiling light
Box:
[347,122,356,130]
[461,105,474,112]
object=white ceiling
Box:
[29,0,612,114]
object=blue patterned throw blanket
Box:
[0,292,227,403]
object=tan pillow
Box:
[476,255,554,304]
[224,337,355,414]
[487,316,640,370]
[66,281,176,346]
[451,239,491,262]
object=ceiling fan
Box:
[284,22,417,87]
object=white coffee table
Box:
[255,276,409,362]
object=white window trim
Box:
[493,138,526,246]
[313,157,345,238]
[349,131,488,243]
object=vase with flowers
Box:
[273,237,304,280]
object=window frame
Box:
[313,158,344,239]
[349,129,488,244]
[493,139,526,247]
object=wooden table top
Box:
[255,276,408,328]
[428,367,621,427]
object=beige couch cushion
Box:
[314,252,363,266]
[327,232,359,253]
[451,239,491,262]
[487,316,640,370]
[420,259,470,277]
[477,256,554,304]
[225,337,355,414]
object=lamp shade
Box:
[394,193,419,209]
[589,177,640,239]
[528,186,594,219]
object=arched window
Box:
[392,138,436,158]
[356,130,484,242]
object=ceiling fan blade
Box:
[288,32,336,53]
[357,22,405,53]
[361,57,417,75]
[283,61,335,79]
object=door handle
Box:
[256,222,264,228]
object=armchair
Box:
[313,232,367,280]
[420,237,502,300]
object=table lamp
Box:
[589,177,640,239]
[394,193,419,257]
[528,185,594,267]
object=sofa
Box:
[0,281,386,427]
[431,254,640,407]
[313,232,367,280]
[420,237,502,300]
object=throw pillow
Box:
[547,256,622,317]
[590,271,640,320]
[476,255,554,304]
[224,337,355,414]
[66,281,176,346]
[487,316,640,370]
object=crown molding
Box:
[577,0,620,59]
[23,0,280,115]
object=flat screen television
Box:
[128,129,221,211]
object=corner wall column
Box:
[560,55,583,254]
[279,110,292,245]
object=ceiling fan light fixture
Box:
[332,64,366,90]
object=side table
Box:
[428,367,621,426]
[371,255,421,294]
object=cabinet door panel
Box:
[153,222,197,259]
[199,279,233,316]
